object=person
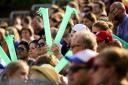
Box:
[16,41,29,62]
[37,37,47,56]
[92,21,113,52]
[66,31,97,85]
[89,47,128,85]
[28,40,39,66]
[32,15,44,37]
[82,12,97,30]
[70,31,97,54]
[66,49,98,85]
[92,1,107,20]
[13,16,22,33]
[109,2,128,42]
[20,28,33,43]
[1,60,29,85]
[29,40,38,60]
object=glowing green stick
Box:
[4,34,17,61]
[0,46,11,64]
[112,34,128,48]
[54,6,77,44]
[55,50,72,73]
[38,8,52,47]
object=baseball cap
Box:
[96,31,113,43]
[66,49,97,65]
[71,24,90,33]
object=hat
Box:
[31,64,59,85]
[66,49,97,65]
[72,24,90,33]
[96,31,113,43]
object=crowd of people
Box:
[0,0,128,85]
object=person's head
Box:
[32,15,43,34]
[71,31,97,54]
[2,60,29,83]
[92,21,110,33]
[92,1,106,16]
[67,49,97,85]
[89,47,128,85]
[83,12,97,30]
[109,2,126,23]
[20,28,32,41]
[51,43,62,60]
[37,37,47,56]
[30,64,60,85]
[29,40,38,59]
[22,16,32,27]
[50,12,64,28]
[13,16,22,25]
[7,26,20,42]
[17,41,29,61]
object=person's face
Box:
[92,3,101,14]
[37,39,47,55]
[32,16,39,29]
[21,29,31,40]
[10,65,29,82]
[70,39,85,54]
[68,64,90,85]
[17,45,28,60]
[89,57,112,85]
[29,43,38,59]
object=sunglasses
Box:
[37,42,45,48]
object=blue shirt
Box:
[116,15,128,42]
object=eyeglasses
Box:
[37,42,45,48]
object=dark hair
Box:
[29,40,38,48]
[83,12,97,22]
[18,41,29,52]
[20,28,32,36]
[99,47,128,78]
[23,16,32,24]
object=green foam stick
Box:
[0,46,11,64]
[38,8,52,47]
[54,6,77,44]
[4,34,17,61]
[55,50,72,73]
[112,34,128,48]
